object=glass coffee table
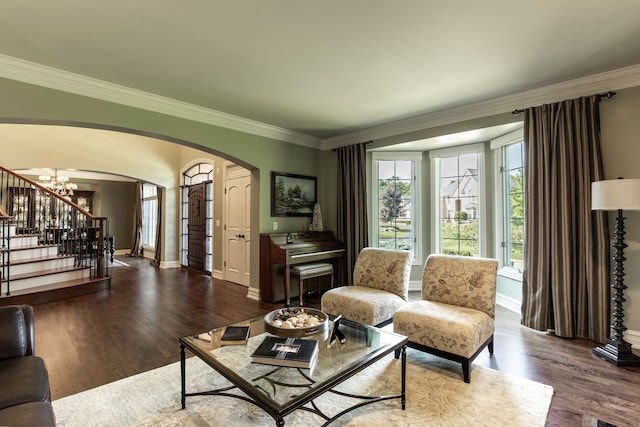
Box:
[179,313,407,426]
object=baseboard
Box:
[494,293,640,350]
[246,286,260,301]
[408,280,421,293]
[212,269,223,280]
[496,293,521,315]
[625,329,640,350]
[158,260,180,269]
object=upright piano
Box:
[260,231,345,304]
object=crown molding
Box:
[0,54,321,148]
[3,53,640,152]
[320,63,640,150]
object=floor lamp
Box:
[591,177,640,366]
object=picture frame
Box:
[271,171,317,217]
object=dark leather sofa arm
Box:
[0,305,36,359]
[19,305,36,356]
[0,304,56,426]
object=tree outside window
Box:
[376,159,415,256]
[504,142,525,270]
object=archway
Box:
[2,121,259,287]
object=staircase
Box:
[0,167,111,306]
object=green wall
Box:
[0,77,330,292]
[497,275,522,301]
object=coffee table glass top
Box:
[180,313,407,410]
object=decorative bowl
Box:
[264,307,329,338]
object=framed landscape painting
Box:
[271,171,317,217]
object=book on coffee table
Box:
[251,336,318,369]
[220,326,251,345]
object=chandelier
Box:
[38,171,78,197]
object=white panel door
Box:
[240,175,251,286]
[224,170,251,286]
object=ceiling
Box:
[1,0,640,150]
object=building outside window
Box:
[431,144,484,257]
[370,133,523,273]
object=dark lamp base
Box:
[593,338,640,366]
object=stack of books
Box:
[220,326,250,346]
[250,336,319,369]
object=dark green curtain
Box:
[521,95,610,343]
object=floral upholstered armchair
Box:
[321,247,411,327]
[393,254,498,383]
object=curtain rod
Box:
[332,140,373,152]
[511,91,617,115]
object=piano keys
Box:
[260,231,345,304]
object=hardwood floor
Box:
[30,256,640,427]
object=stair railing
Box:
[0,205,9,294]
[0,166,110,296]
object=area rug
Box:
[52,350,553,426]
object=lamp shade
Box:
[592,178,640,211]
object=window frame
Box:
[429,143,487,257]
[141,183,158,251]
[371,152,422,265]
[491,128,525,279]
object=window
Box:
[371,152,421,262]
[181,163,214,272]
[503,143,525,271]
[491,128,525,275]
[142,183,157,249]
[430,144,484,257]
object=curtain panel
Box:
[336,142,369,285]
[150,186,163,267]
[129,181,143,257]
[521,95,610,344]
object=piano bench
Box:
[291,263,334,306]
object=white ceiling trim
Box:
[13,168,136,182]
[2,53,640,152]
[320,64,640,150]
[0,53,321,148]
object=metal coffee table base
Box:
[180,345,407,426]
